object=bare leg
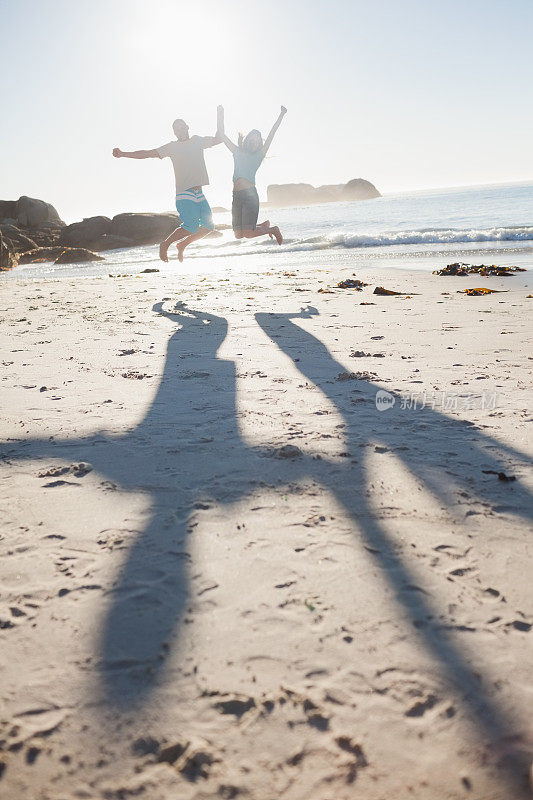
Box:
[243,225,283,244]
[256,220,275,240]
[159,227,189,262]
[176,226,212,262]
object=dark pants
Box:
[232,186,259,232]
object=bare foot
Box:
[271,226,283,245]
[259,221,275,239]
[177,243,186,263]
[159,241,169,262]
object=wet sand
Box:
[0,264,532,799]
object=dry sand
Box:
[0,263,532,799]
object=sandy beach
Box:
[1,263,532,800]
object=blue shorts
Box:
[175,189,214,233]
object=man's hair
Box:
[173,118,186,127]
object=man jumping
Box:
[112,106,223,262]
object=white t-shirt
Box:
[157,136,212,193]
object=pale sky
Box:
[1,0,532,223]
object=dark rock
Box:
[0,200,17,219]
[18,246,104,264]
[0,224,37,253]
[0,232,18,270]
[18,247,67,264]
[21,228,62,248]
[54,248,104,264]
[59,216,112,248]
[110,212,180,245]
[93,234,135,251]
[15,196,64,229]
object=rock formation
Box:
[59,216,112,249]
[1,185,309,273]
[109,213,181,246]
[0,197,186,267]
[18,247,104,265]
[0,232,18,270]
[15,196,64,229]
[59,212,183,250]
[1,196,65,260]
[267,178,380,207]
[54,248,104,264]
[0,224,37,253]
[342,178,381,200]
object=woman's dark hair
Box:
[238,129,263,153]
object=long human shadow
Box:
[96,303,297,705]
[1,303,276,706]
[1,302,532,794]
[97,302,242,705]
[255,307,533,797]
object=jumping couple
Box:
[112,105,286,262]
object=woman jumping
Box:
[220,106,287,244]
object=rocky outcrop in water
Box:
[266,178,380,207]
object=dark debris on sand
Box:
[434,263,526,277]
[336,278,369,290]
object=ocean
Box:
[4,181,533,281]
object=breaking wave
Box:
[195,225,533,258]
[325,225,533,248]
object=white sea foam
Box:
[194,225,533,259]
[327,226,533,248]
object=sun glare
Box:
[127,3,235,92]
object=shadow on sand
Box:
[2,301,531,796]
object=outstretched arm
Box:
[112,147,160,159]
[262,106,287,155]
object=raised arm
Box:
[262,106,287,155]
[200,104,226,149]
[216,105,238,152]
[112,147,160,159]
